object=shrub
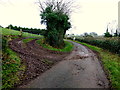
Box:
[74,37,120,55]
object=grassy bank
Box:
[22,38,35,43]
[36,39,74,52]
[1,28,42,38]
[1,28,42,89]
[2,36,25,89]
[73,40,120,88]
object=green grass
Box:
[1,28,42,38]
[36,39,73,52]
[1,27,43,89]
[22,38,35,43]
[2,37,25,89]
[73,40,120,88]
[2,49,25,89]
[1,27,42,89]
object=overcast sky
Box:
[0,0,119,35]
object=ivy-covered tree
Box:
[38,0,72,48]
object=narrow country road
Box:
[20,40,109,88]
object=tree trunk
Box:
[45,29,65,49]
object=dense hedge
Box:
[74,37,120,55]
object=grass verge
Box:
[22,38,35,43]
[2,36,25,89]
[1,27,42,89]
[1,28,42,38]
[73,40,120,88]
[36,39,73,52]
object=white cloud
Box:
[0,0,46,29]
[0,0,119,35]
[67,0,119,35]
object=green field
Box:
[1,28,42,38]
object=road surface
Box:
[20,40,109,88]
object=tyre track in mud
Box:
[18,40,110,88]
[8,38,70,87]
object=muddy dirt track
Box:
[9,38,109,88]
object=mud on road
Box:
[9,38,109,88]
[9,38,70,87]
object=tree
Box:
[83,32,92,37]
[104,27,112,37]
[114,29,118,37]
[90,32,98,37]
[6,24,13,29]
[104,32,112,37]
[38,0,72,48]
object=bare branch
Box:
[37,0,74,15]
[38,0,44,12]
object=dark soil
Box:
[18,40,109,88]
[8,38,70,87]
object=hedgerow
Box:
[73,37,120,55]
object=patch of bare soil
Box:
[8,38,70,87]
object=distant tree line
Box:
[83,32,98,37]
[83,29,120,38]
[6,24,46,35]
